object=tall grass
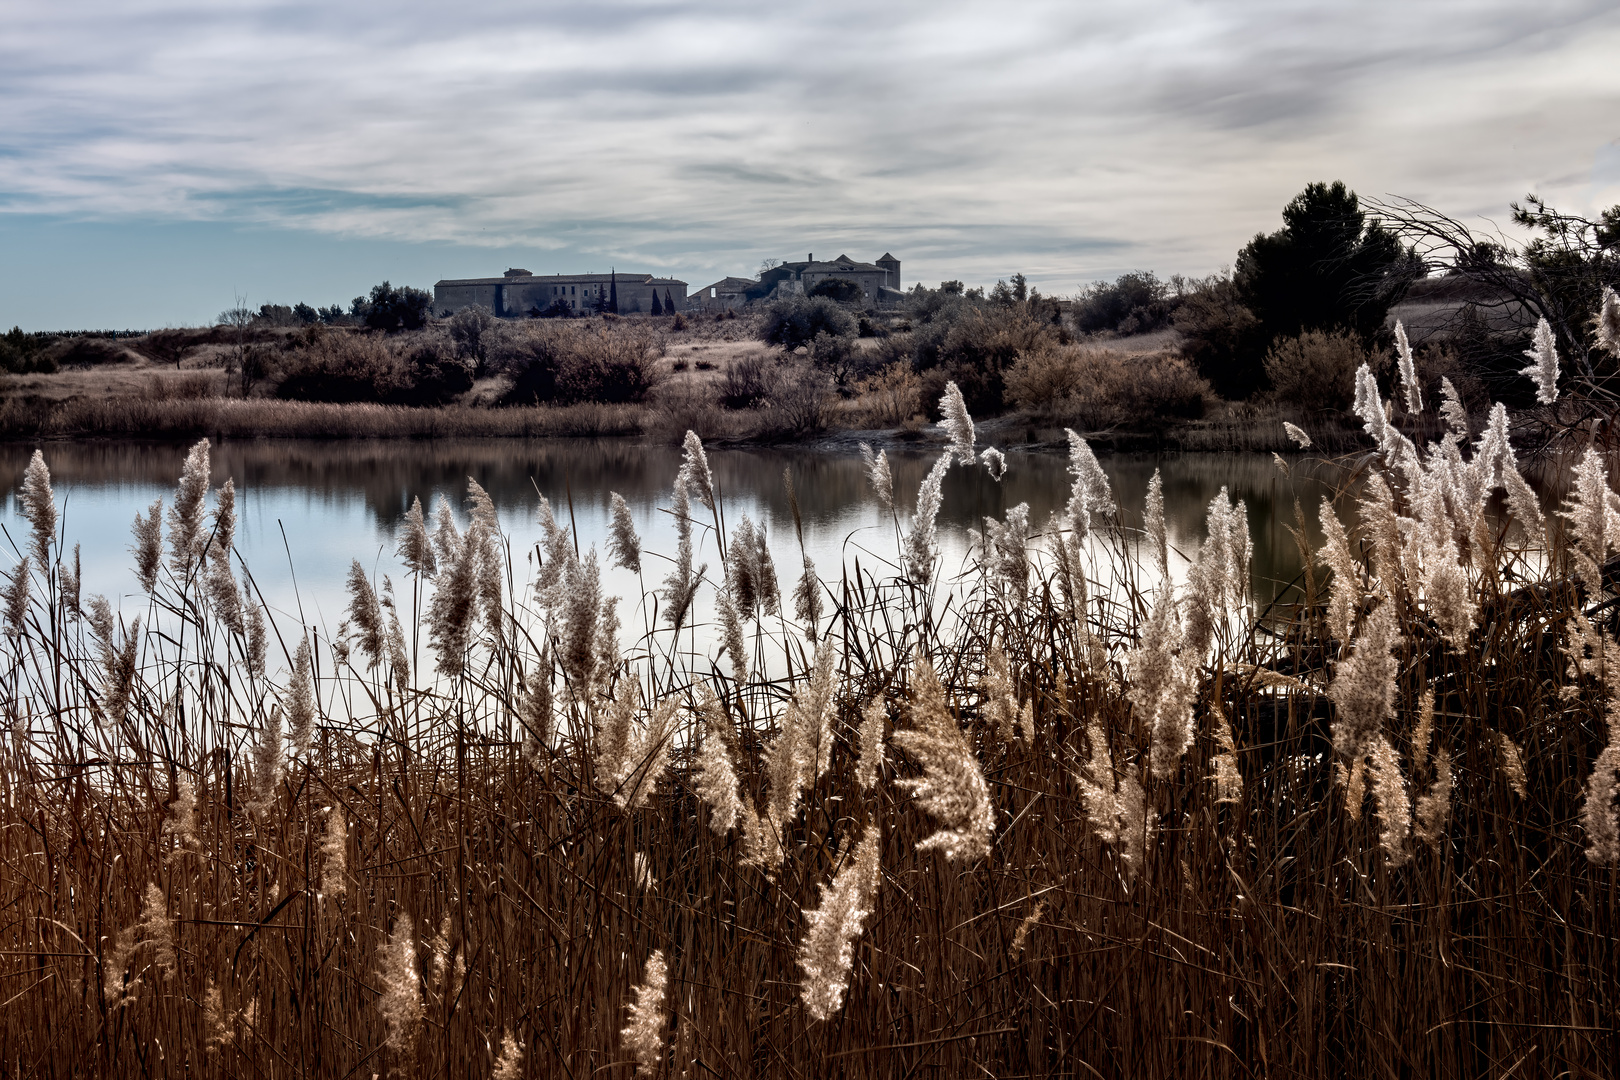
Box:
[1,369,1617,1077]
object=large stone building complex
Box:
[694,253,903,309]
[433,269,688,318]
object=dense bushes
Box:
[273,329,472,406]
[761,296,859,350]
[1261,329,1373,413]
[1073,271,1183,334]
[1005,344,1208,428]
[488,324,665,405]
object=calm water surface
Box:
[0,439,1346,640]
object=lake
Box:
[0,438,1346,646]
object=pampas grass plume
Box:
[1520,317,1560,404]
[621,949,669,1076]
[799,826,882,1021]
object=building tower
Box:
[876,253,901,292]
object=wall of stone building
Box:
[434,282,500,317]
[801,270,891,303]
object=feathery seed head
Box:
[1395,321,1423,414]
[320,805,348,899]
[344,561,386,668]
[379,913,422,1057]
[940,381,976,465]
[607,492,642,573]
[799,826,882,1021]
[492,1032,524,1080]
[1414,747,1452,850]
[2,557,29,639]
[397,496,436,577]
[167,439,211,574]
[620,949,669,1076]
[679,430,716,511]
[1598,285,1620,357]
[1063,430,1113,541]
[1327,599,1399,764]
[20,450,55,572]
[1439,377,1469,443]
[981,446,1008,481]
[1368,734,1412,867]
[132,499,163,593]
[286,638,316,757]
[892,654,994,861]
[1520,317,1560,404]
[859,443,894,509]
[693,688,744,833]
[1283,422,1312,449]
[793,555,822,641]
[904,454,951,587]
[855,697,887,788]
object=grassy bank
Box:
[1,373,1616,1076]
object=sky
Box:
[2,0,1619,330]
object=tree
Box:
[650,290,664,316]
[760,296,858,350]
[292,302,319,324]
[1236,182,1415,343]
[353,281,433,332]
[809,277,862,304]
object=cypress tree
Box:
[650,289,663,317]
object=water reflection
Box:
[0,440,1349,631]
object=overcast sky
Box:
[3,0,1619,329]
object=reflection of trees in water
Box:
[1,441,1345,602]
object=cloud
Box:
[2,0,1619,306]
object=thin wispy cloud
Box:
[2,0,1618,309]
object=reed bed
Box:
[1,358,1618,1077]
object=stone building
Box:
[433,269,688,318]
[693,253,903,309]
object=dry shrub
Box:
[1006,344,1208,428]
[850,365,922,427]
[274,330,473,406]
[489,322,665,405]
[1262,329,1371,413]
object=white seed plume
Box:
[492,1031,524,1080]
[794,554,823,641]
[2,557,29,639]
[86,595,139,724]
[981,446,1008,481]
[1062,429,1113,541]
[20,450,55,573]
[397,495,436,577]
[678,429,716,511]
[1283,422,1312,449]
[606,491,642,573]
[1414,748,1452,850]
[659,477,701,631]
[1327,600,1398,766]
[1581,685,1620,864]
[620,949,669,1076]
[1318,499,1361,650]
[1439,377,1469,443]
[1208,703,1243,806]
[692,688,744,833]
[1496,732,1528,799]
[892,654,995,861]
[1074,716,1154,882]
[904,454,951,588]
[761,644,840,858]
[1561,448,1614,590]
[378,914,422,1058]
[939,381,976,465]
[131,499,163,594]
[1519,317,1560,405]
[1394,321,1423,414]
[138,882,177,978]
[1598,286,1620,358]
[596,679,677,810]
[166,439,211,576]
[286,638,316,757]
[251,705,284,813]
[982,645,1024,744]
[859,443,894,509]
[1367,734,1412,866]
[855,698,887,788]
[321,806,348,899]
[345,561,386,668]
[798,826,882,1021]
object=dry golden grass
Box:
[1,376,1618,1075]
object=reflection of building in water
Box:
[434,269,688,318]
[693,253,903,310]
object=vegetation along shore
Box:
[5,184,1616,455]
[3,297,1620,1071]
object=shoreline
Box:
[0,394,1383,455]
